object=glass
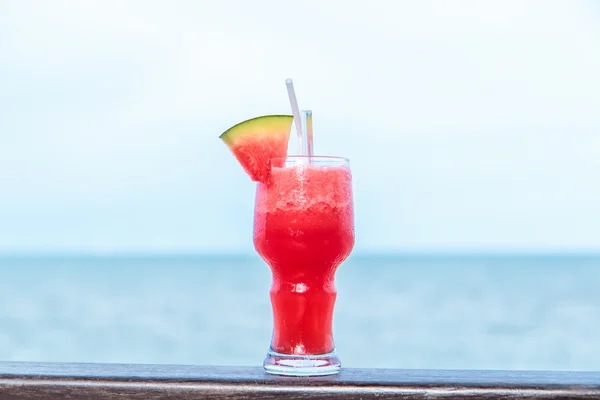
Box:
[253,155,355,376]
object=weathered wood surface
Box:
[0,362,599,399]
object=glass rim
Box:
[273,155,350,163]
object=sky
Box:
[0,0,599,254]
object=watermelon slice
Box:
[219,115,293,183]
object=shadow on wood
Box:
[1,362,599,399]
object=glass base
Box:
[263,349,341,376]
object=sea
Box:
[0,253,599,372]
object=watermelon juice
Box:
[253,156,354,375]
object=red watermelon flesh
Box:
[219,115,293,183]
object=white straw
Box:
[285,78,305,156]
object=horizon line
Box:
[1,250,600,259]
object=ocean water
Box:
[0,254,599,371]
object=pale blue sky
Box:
[1,0,599,254]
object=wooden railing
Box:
[1,361,599,399]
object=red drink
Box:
[217,111,353,375]
[254,156,354,375]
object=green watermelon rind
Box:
[219,115,293,146]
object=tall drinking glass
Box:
[253,156,355,376]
